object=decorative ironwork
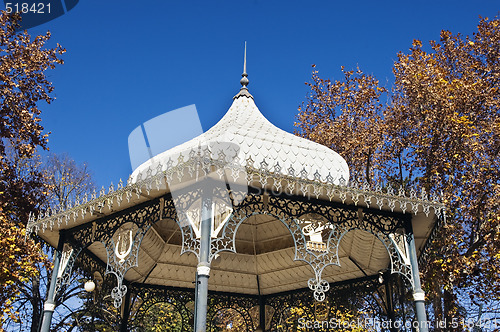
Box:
[266,276,384,331]
[104,222,149,307]
[53,245,109,309]
[131,285,259,332]
[201,190,413,301]
[74,248,108,280]
[27,150,445,237]
[27,151,443,324]
[70,199,161,248]
[160,185,203,260]
[207,292,259,331]
[102,276,392,332]
[54,243,81,296]
[132,286,195,332]
[45,182,418,309]
[60,200,163,307]
[307,278,330,302]
[418,214,446,268]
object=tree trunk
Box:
[443,289,456,331]
[31,274,41,332]
[433,284,443,331]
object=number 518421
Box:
[5,3,51,14]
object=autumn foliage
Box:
[0,11,64,223]
[0,11,64,328]
[0,214,44,325]
[296,16,500,329]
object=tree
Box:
[296,16,500,331]
[5,153,96,332]
[0,11,65,223]
[296,65,387,183]
[0,11,65,329]
[388,19,500,328]
[0,213,44,330]
[44,153,95,211]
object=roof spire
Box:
[243,41,247,73]
[240,41,249,89]
[234,41,253,99]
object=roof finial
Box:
[243,41,247,74]
[240,41,249,89]
[234,42,253,99]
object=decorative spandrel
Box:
[184,198,233,239]
[54,243,80,296]
[57,243,74,279]
[105,222,145,307]
[207,190,414,302]
[207,293,259,331]
[71,199,162,249]
[212,200,232,238]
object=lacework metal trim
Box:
[131,285,260,332]
[266,276,384,330]
[37,147,437,312]
[207,293,259,331]
[205,191,413,301]
[131,286,195,332]
[63,199,163,307]
[55,247,403,332]
[418,214,446,268]
[53,243,108,304]
[104,222,150,307]
[27,153,445,236]
[54,243,82,296]
[75,247,108,279]
[54,188,415,306]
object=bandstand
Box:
[28,63,445,332]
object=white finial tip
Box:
[243,41,247,74]
[240,41,249,89]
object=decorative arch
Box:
[131,287,194,332]
[54,184,413,312]
[208,306,253,332]
[205,189,412,302]
[271,304,315,331]
[332,227,413,287]
[57,198,163,307]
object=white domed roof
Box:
[129,91,349,185]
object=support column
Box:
[384,272,397,332]
[193,271,198,327]
[119,281,131,332]
[256,275,265,332]
[194,193,212,332]
[39,231,66,332]
[405,219,429,332]
[258,296,266,332]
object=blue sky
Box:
[24,0,499,188]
